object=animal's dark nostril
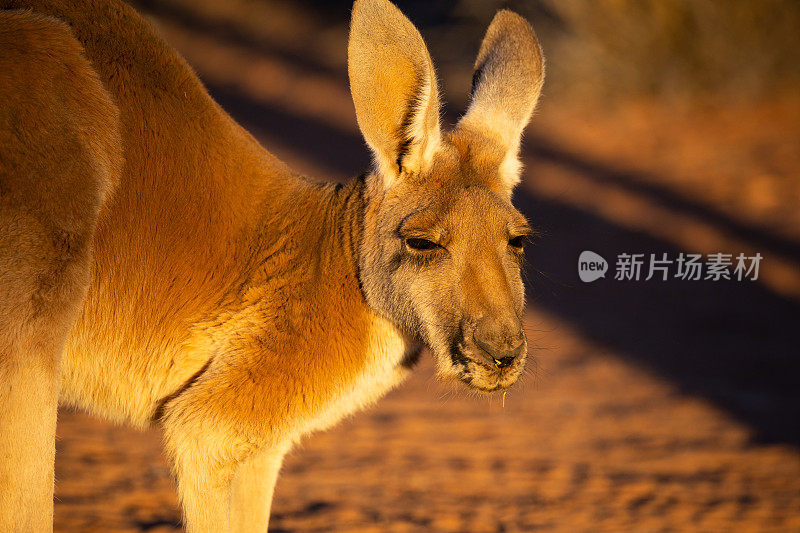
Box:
[473,324,525,368]
[493,340,524,368]
[495,356,516,369]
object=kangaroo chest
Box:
[297,317,418,436]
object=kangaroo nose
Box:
[473,316,524,369]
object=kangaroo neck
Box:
[243,173,370,321]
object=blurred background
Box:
[55,0,800,531]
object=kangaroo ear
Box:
[457,10,544,193]
[348,0,441,187]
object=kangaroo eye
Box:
[508,235,527,249]
[405,238,439,251]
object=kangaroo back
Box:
[1,0,312,420]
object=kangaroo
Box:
[0,0,544,530]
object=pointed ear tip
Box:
[351,0,374,22]
[352,0,400,20]
[352,0,378,11]
[492,9,528,27]
[486,9,543,63]
[490,9,539,41]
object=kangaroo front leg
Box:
[230,444,291,533]
[161,377,265,533]
[164,425,237,533]
[175,458,234,533]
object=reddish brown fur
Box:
[0,0,544,530]
[0,8,122,530]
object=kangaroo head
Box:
[349,0,544,392]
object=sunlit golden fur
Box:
[0,0,544,530]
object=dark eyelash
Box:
[405,237,439,251]
[508,235,527,248]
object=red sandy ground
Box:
[55,323,800,531]
[51,1,800,531]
